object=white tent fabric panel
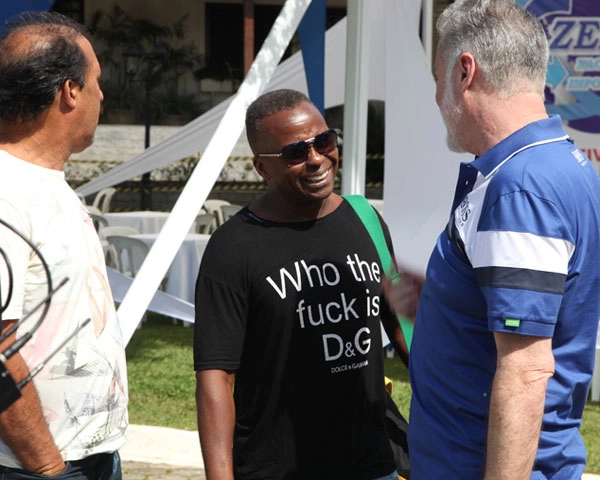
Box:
[107,268,194,323]
[382,0,470,275]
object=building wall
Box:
[84,0,347,110]
[84,0,347,66]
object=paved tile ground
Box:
[122,462,206,480]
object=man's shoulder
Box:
[491,139,597,196]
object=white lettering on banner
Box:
[567,77,600,90]
[322,327,371,361]
[575,57,600,72]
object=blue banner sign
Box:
[518,0,600,172]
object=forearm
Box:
[484,334,554,480]
[484,365,547,478]
[380,312,409,366]
[196,370,236,480]
[0,352,64,474]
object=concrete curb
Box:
[120,424,600,478]
[120,425,204,469]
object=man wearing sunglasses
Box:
[194,89,406,480]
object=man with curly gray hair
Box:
[389,1,600,478]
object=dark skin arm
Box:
[0,320,65,475]
[381,268,425,367]
[380,305,410,367]
[196,369,236,480]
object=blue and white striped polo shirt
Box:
[408,115,600,479]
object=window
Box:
[51,0,84,24]
[204,3,346,80]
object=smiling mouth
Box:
[303,168,330,184]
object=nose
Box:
[305,143,327,166]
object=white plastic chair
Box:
[90,213,109,232]
[87,205,102,215]
[104,235,149,278]
[86,205,109,232]
[194,213,214,234]
[100,226,140,271]
[104,231,166,328]
[202,199,231,227]
[92,187,116,213]
[101,225,139,238]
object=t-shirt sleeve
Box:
[373,210,398,323]
[193,254,248,372]
[470,190,572,337]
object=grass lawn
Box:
[126,315,197,431]
[127,314,600,473]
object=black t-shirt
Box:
[194,200,396,480]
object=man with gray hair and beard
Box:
[386,0,600,478]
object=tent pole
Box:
[340,0,371,196]
[243,0,255,76]
[421,0,434,67]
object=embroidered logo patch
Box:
[504,318,521,328]
[572,149,588,167]
[456,197,472,227]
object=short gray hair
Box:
[436,0,549,97]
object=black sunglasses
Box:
[254,129,339,166]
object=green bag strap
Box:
[343,194,413,351]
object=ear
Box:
[458,52,477,93]
[253,157,270,181]
[61,79,80,109]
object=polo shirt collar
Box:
[470,115,568,177]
